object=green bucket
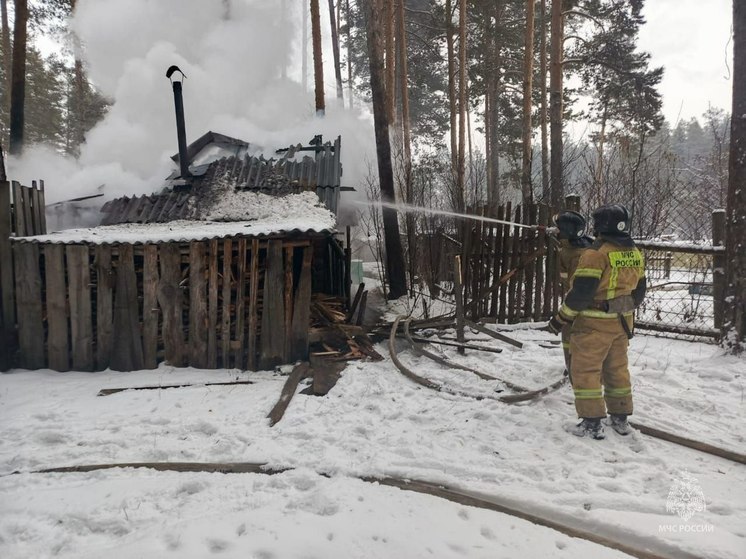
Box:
[350,259,364,286]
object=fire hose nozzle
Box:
[532,225,559,235]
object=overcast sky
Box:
[638,0,733,124]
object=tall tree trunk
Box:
[483,3,491,208]
[456,0,467,212]
[365,0,408,299]
[549,0,564,207]
[1,0,11,113]
[539,0,549,198]
[724,0,746,352]
[628,132,646,237]
[467,91,474,205]
[0,139,6,181]
[310,0,325,115]
[445,0,457,172]
[72,60,86,152]
[302,1,309,92]
[327,0,343,101]
[521,0,535,204]
[484,3,499,211]
[489,70,501,209]
[593,103,608,208]
[396,0,415,290]
[9,0,28,155]
[345,0,353,107]
[485,88,492,207]
[490,2,503,209]
[384,0,395,123]
[70,0,86,153]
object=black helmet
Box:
[592,204,630,235]
[552,210,586,239]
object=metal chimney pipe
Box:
[166,65,191,180]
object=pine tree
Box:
[23,49,65,147]
[310,0,325,116]
[520,0,535,204]
[548,0,564,207]
[0,0,108,155]
[62,61,109,156]
[8,0,28,154]
[1,0,11,111]
[724,0,746,351]
[365,0,408,299]
[328,0,344,101]
[341,0,449,147]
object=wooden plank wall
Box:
[260,240,285,369]
[10,237,317,372]
[1,180,46,370]
[13,243,44,369]
[67,245,94,371]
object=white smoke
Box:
[7,0,375,225]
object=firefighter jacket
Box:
[558,236,594,294]
[558,234,647,321]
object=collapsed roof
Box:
[101,134,344,226]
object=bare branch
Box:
[562,9,605,30]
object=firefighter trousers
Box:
[569,314,633,418]
[561,323,572,373]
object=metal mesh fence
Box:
[573,195,722,339]
[635,248,715,336]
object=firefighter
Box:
[547,204,647,439]
[553,210,593,373]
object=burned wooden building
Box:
[8,134,351,372]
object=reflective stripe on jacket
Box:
[559,236,646,320]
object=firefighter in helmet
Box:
[547,204,647,439]
[553,210,593,373]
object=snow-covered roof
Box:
[101,136,343,225]
[17,191,336,245]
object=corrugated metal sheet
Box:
[101,191,197,225]
[14,226,334,246]
[102,136,342,226]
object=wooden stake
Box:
[454,255,465,354]
[267,362,310,426]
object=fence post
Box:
[345,226,352,308]
[454,255,465,354]
[565,194,581,212]
[712,210,726,330]
[0,180,15,370]
[664,251,672,279]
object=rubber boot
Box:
[571,418,606,440]
[608,414,632,436]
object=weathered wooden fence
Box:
[419,199,569,325]
[10,236,319,372]
[418,197,725,338]
[461,201,560,323]
[1,180,47,369]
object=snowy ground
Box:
[1,325,744,558]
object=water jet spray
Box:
[356,200,559,234]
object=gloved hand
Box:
[547,312,572,335]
